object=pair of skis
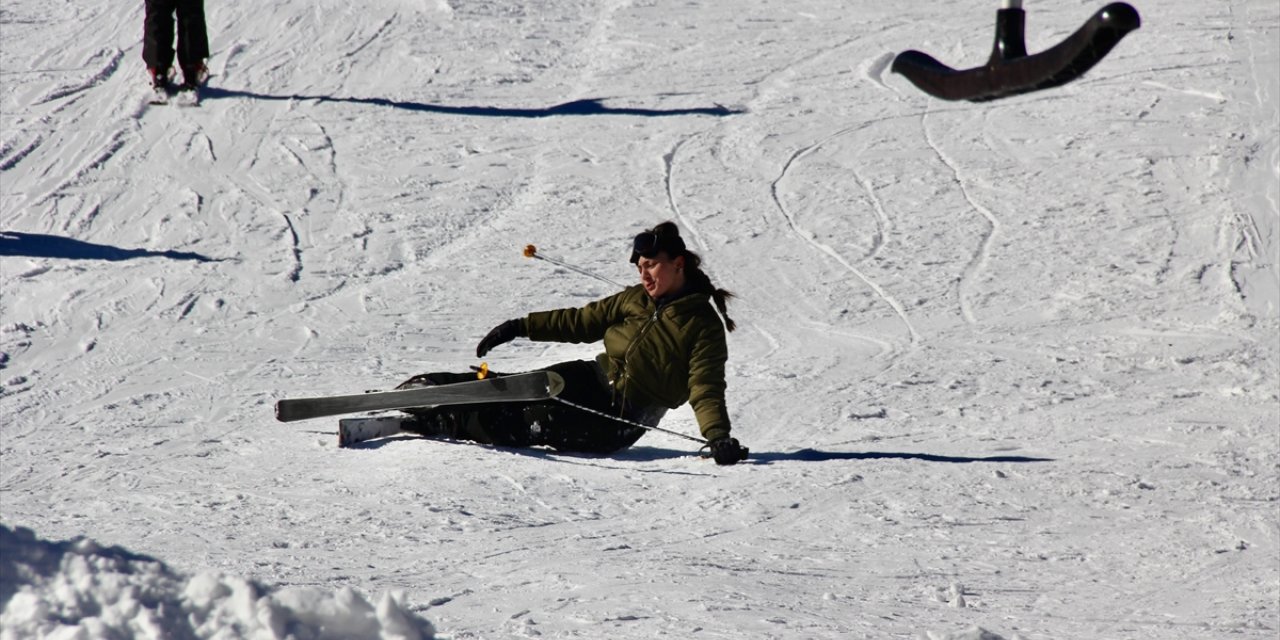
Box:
[148,67,209,107]
[274,371,565,448]
[150,84,202,107]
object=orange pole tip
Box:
[523,244,537,258]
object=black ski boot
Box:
[401,406,462,440]
[148,67,174,105]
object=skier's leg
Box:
[406,399,646,453]
[525,360,649,454]
[395,371,480,390]
[399,361,626,451]
[142,0,178,76]
[396,369,546,446]
[174,0,210,86]
[522,402,646,454]
[402,402,535,447]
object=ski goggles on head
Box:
[629,229,686,264]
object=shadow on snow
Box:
[0,232,221,263]
[750,448,1053,464]
[201,87,744,118]
[338,436,1052,465]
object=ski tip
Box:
[274,401,297,422]
[545,371,566,398]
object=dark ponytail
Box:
[649,221,737,332]
[685,254,737,332]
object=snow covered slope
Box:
[2,0,1277,638]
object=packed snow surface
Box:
[2,0,1277,638]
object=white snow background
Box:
[2,0,1277,638]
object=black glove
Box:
[476,319,525,357]
[708,437,749,466]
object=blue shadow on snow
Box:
[0,232,220,263]
[336,436,1051,465]
[200,87,744,118]
[749,449,1053,464]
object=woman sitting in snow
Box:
[400,221,749,465]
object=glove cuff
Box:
[702,427,731,443]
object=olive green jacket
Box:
[524,285,732,442]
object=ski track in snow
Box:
[663,132,711,254]
[920,107,1002,325]
[666,25,928,387]
[1,0,1278,639]
[35,47,125,105]
[768,116,922,346]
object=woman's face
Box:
[636,253,685,299]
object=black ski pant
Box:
[405,360,658,454]
[142,0,209,73]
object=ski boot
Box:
[175,61,209,106]
[400,406,463,440]
[148,66,175,105]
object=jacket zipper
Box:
[615,306,663,410]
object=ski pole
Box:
[524,244,627,289]
[472,364,705,443]
[552,397,708,445]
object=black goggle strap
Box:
[632,231,659,255]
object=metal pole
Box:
[553,397,708,445]
[524,245,627,289]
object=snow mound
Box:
[924,627,1014,640]
[0,524,435,640]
